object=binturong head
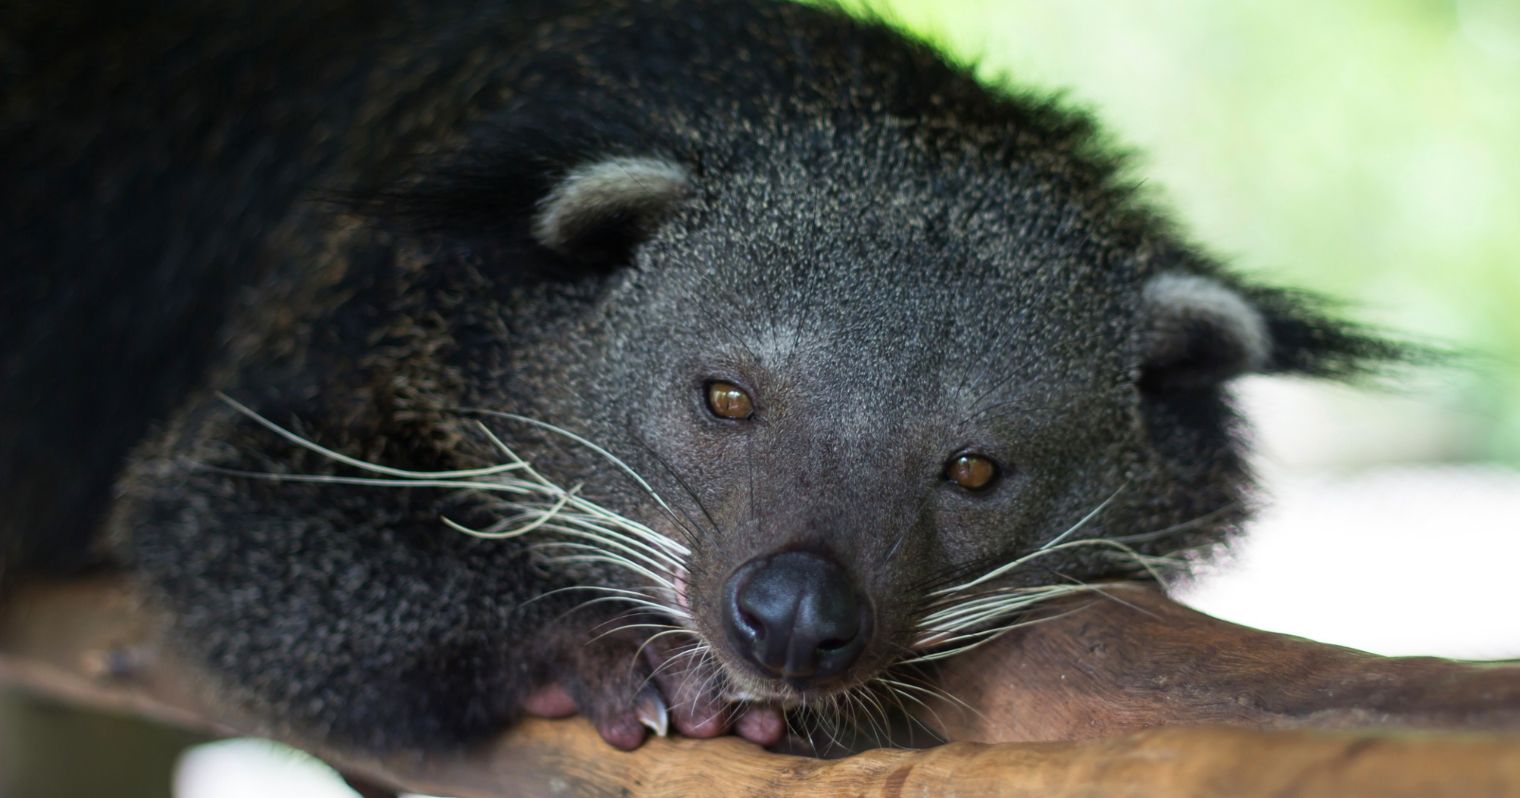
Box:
[462,127,1401,709]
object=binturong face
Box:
[443,114,1381,743]
[566,145,1150,709]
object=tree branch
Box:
[3,578,1517,797]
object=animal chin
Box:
[713,651,874,707]
[719,677,812,708]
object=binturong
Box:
[0,0,1407,753]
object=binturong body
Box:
[1,0,1400,753]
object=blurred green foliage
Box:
[811,0,1520,464]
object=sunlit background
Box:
[7,1,1517,796]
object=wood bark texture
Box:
[2,578,1517,797]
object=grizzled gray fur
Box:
[0,0,1398,752]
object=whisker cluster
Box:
[215,395,1218,748]
[906,484,1187,664]
[215,396,737,733]
[215,393,700,629]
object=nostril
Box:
[736,608,763,638]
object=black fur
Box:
[1,0,1404,752]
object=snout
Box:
[722,550,873,686]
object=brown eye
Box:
[705,381,754,420]
[945,453,998,491]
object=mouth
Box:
[718,673,861,708]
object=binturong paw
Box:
[520,628,784,750]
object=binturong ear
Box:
[1138,271,1412,394]
[1139,273,1270,393]
[531,156,691,263]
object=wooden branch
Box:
[925,583,1520,742]
[3,577,1519,797]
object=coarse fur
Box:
[1,0,1403,753]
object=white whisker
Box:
[218,394,528,480]
[1039,485,1127,552]
[902,606,1088,664]
[440,486,578,539]
[556,593,690,622]
[538,550,680,590]
[198,466,538,495]
[471,413,691,556]
[872,678,954,731]
[878,674,979,719]
[520,584,664,610]
[931,534,1157,598]
[916,585,1090,639]
[587,622,683,645]
[521,521,685,574]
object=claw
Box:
[636,688,670,737]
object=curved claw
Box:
[636,687,670,737]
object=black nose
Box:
[723,550,873,683]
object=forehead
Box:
[633,156,1137,406]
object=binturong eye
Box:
[705,380,755,420]
[945,452,999,491]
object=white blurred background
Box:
[1179,378,1520,661]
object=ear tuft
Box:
[532,156,690,261]
[1140,273,1271,393]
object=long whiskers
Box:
[905,486,1190,669]
[214,394,701,639]
[932,485,1127,597]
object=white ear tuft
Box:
[532,156,690,258]
[1141,273,1271,390]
